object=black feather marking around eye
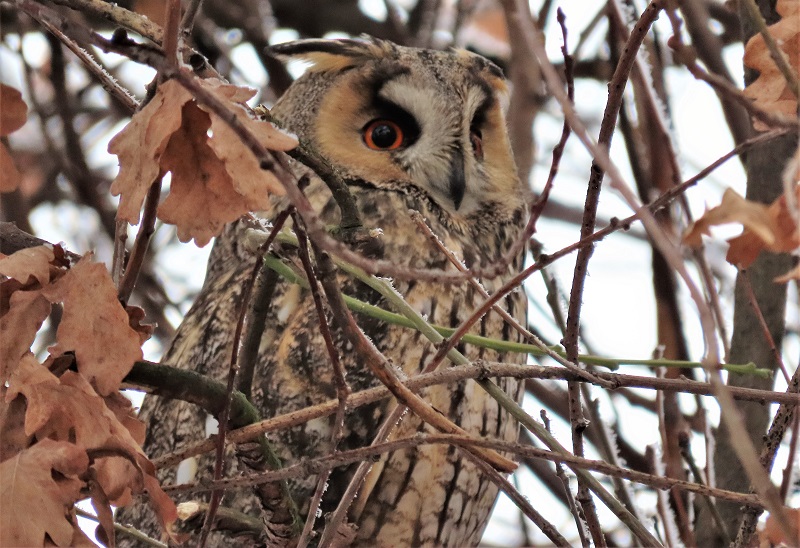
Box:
[371,99,420,146]
[470,90,494,130]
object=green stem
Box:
[263,250,769,378]
[264,231,663,546]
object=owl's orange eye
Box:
[363,119,404,150]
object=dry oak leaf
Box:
[0,83,28,193]
[683,187,800,268]
[0,384,32,461]
[0,244,55,286]
[0,245,68,383]
[760,507,800,546]
[0,287,51,383]
[0,438,89,547]
[6,359,177,532]
[109,77,297,246]
[41,256,143,396]
[743,0,800,131]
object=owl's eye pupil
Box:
[372,125,396,146]
[364,119,404,150]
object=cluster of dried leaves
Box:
[685,0,800,284]
[0,245,177,546]
[109,77,297,246]
[0,72,297,545]
[742,0,799,131]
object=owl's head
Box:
[270,38,524,225]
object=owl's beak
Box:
[448,149,466,210]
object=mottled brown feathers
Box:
[118,38,527,548]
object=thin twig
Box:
[736,358,800,542]
[164,433,764,511]
[542,410,589,547]
[463,450,571,547]
[779,411,800,501]
[35,15,139,112]
[679,432,730,544]
[75,508,168,548]
[292,217,352,548]
[118,179,161,302]
[161,0,181,69]
[146,359,800,471]
[236,208,294,398]
[669,38,799,131]
[741,269,791,383]
[44,0,164,43]
[412,214,613,387]
[181,0,205,34]
[197,213,294,547]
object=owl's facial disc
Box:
[312,54,521,218]
[365,73,498,214]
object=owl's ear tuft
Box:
[269,38,391,73]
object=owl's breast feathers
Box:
[238,179,528,546]
[163,37,529,547]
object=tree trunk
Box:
[694,2,797,543]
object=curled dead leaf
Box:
[0,84,29,193]
[41,256,143,396]
[683,186,800,268]
[0,290,50,383]
[126,304,155,345]
[0,245,55,286]
[0,439,89,547]
[109,77,298,246]
[6,359,179,538]
[0,246,60,383]
[742,0,800,131]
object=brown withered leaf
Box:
[125,304,154,345]
[0,84,28,135]
[743,0,800,131]
[109,77,297,246]
[0,146,22,193]
[760,507,800,546]
[683,188,774,247]
[88,470,117,548]
[7,362,140,458]
[41,257,143,396]
[108,79,188,224]
[7,361,177,535]
[0,245,55,286]
[0,387,32,461]
[0,289,51,383]
[727,191,799,267]
[0,84,29,193]
[683,187,800,268]
[0,438,89,547]
[157,102,256,246]
[1,84,27,135]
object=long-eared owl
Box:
[119,38,528,547]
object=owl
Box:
[119,38,527,547]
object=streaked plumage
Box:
[120,38,527,547]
